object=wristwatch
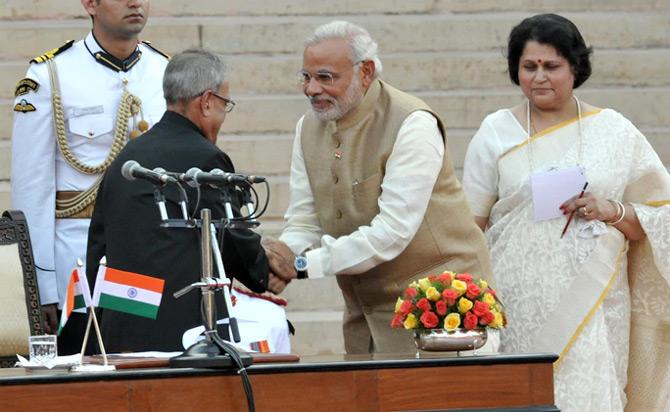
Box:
[294,255,308,279]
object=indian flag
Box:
[58,266,92,335]
[92,266,165,319]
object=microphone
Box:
[121,160,176,185]
[182,168,266,187]
[155,167,189,219]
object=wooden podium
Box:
[0,352,557,411]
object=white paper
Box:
[530,166,587,221]
[16,354,81,369]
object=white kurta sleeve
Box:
[462,117,502,218]
[11,64,59,305]
[290,111,444,278]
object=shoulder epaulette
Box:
[30,40,75,64]
[141,41,171,60]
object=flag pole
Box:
[79,310,93,365]
[90,308,109,366]
[70,257,115,372]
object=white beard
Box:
[309,73,364,122]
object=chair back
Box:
[0,210,44,367]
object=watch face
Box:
[295,256,308,271]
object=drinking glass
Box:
[29,335,57,365]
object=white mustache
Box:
[309,95,336,105]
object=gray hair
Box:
[305,21,383,77]
[163,49,228,106]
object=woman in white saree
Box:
[463,14,670,412]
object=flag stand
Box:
[75,259,115,371]
[71,305,115,372]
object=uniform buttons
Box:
[122,77,129,85]
[336,210,343,219]
[88,130,94,137]
[334,151,342,159]
[333,175,339,184]
[334,140,341,148]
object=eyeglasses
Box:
[297,61,364,87]
[206,91,236,113]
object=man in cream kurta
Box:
[275,21,490,353]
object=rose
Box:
[472,300,490,317]
[455,273,473,283]
[416,298,431,312]
[420,310,439,328]
[442,289,458,306]
[426,286,441,302]
[437,271,453,286]
[418,277,432,292]
[464,311,478,330]
[435,300,448,316]
[490,311,504,328]
[399,299,413,315]
[466,282,481,300]
[390,313,404,328]
[451,280,467,296]
[394,297,404,313]
[482,292,496,306]
[479,310,495,326]
[457,297,473,314]
[403,313,418,329]
[444,313,461,331]
[405,287,418,299]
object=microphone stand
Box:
[152,185,168,222]
[241,185,257,222]
[169,208,252,369]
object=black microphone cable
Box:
[199,297,255,412]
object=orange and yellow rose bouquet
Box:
[391,271,506,332]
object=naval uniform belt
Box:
[55,191,94,219]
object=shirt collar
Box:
[84,31,142,73]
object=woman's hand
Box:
[560,192,646,241]
[560,192,617,222]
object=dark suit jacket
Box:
[87,110,269,352]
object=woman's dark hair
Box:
[507,13,592,89]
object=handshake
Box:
[262,237,300,294]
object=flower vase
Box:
[414,328,487,352]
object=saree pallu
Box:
[485,109,670,411]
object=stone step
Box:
[435,0,670,13]
[5,126,666,181]
[287,311,344,355]
[219,129,475,178]
[6,47,669,99]
[220,87,670,134]
[3,0,667,20]
[2,128,668,220]
[1,0,435,20]
[281,276,345,311]
[2,12,669,59]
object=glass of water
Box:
[29,335,57,365]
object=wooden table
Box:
[0,352,558,411]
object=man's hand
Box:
[41,304,58,334]
[268,273,288,294]
[262,237,297,282]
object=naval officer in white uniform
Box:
[11,0,168,354]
